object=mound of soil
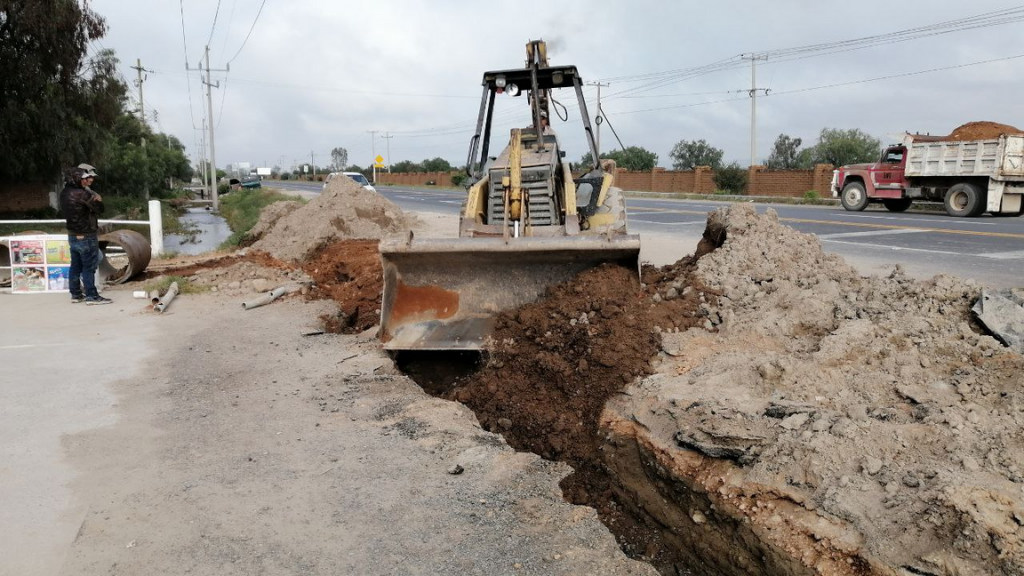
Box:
[605,205,1024,575]
[247,200,303,243]
[302,240,383,333]
[916,121,1024,142]
[253,176,411,263]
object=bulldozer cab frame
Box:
[465,63,601,181]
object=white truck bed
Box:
[905,134,1024,180]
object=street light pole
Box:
[367,130,379,183]
[382,133,394,173]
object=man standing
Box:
[59,164,112,305]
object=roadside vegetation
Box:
[143,274,207,296]
[218,188,306,248]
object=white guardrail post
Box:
[148,200,164,257]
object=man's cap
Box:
[77,163,98,179]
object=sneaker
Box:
[71,296,86,304]
[85,296,113,306]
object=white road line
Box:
[819,238,964,256]
[836,213,997,226]
[630,219,706,226]
[978,249,1024,260]
[817,228,928,240]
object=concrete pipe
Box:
[98,229,152,284]
[0,239,10,288]
[242,286,288,310]
[154,281,180,314]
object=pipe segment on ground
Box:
[242,286,289,310]
[154,282,179,314]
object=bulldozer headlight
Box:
[507,83,521,96]
[495,75,507,89]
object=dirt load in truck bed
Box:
[913,121,1024,142]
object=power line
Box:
[206,0,223,48]
[178,0,199,130]
[227,0,268,65]
[218,0,239,60]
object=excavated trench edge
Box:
[394,350,701,575]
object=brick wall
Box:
[376,171,456,187]
[372,165,835,198]
[0,183,52,214]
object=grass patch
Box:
[218,188,305,248]
[143,274,208,295]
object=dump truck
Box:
[378,40,641,351]
[832,132,1024,217]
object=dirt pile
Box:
[915,121,1024,142]
[247,200,303,243]
[603,205,1024,575]
[302,240,383,333]
[252,176,412,263]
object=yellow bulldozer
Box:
[378,40,641,350]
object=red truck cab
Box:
[832,145,913,212]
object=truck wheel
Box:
[944,183,985,217]
[883,198,912,212]
[840,182,869,211]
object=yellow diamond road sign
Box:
[374,155,385,168]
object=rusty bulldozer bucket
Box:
[379,235,641,351]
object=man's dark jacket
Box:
[59,184,105,235]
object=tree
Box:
[421,157,452,172]
[98,114,193,198]
[669,139,724,170]
[0,1,126,183]
[765,134,808,169]
[330,147,348,171]
[579,146,659,172]
[713,162,748,194]
[390,160,423,173]
[804,128,881,167]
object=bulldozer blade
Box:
[379,235,641,351]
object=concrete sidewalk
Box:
[0,291,159,576]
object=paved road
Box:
[270,180,1024,287]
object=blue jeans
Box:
[68,234,100,299]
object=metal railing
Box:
[0,199,165,256]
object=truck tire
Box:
[883,198,913,212]
[840,182,869,211]
[944,183,985,217]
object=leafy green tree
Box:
[390,160,424,173]
[713,162,748,194]
[0,1,127,183]
[766,134,809,169]
[579,146,659,171]
[421,157,453,172]
[98,114,193,198]
[669,139,723,170]
[804,128,881,167]
[330,147,348,171]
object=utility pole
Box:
[743,54,770,167]
[367,130,379,183]
[381,133,394,173]
[131,58,151,198]
[587,82,610,155]
[188,46,229,210]
[311,151,316,178]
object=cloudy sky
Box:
[90,0,1024,171]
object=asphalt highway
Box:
[269,180,1024,288]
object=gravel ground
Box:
[53,293,656,576]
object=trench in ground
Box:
[396,349,710,575]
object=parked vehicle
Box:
[832,133,1024,217]
[323,172,376,193]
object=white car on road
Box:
[324,171,376,193]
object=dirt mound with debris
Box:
[247,200,303,242]
[252,176,412,263]
[920,121,1024,142]
[302,240,383,333]
[603,205,1024,575]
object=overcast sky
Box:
[90,0,1024,171]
